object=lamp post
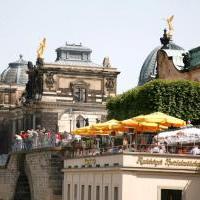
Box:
[69,108,73,133]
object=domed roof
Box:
[1,55,28,85]
[138,41,184,86]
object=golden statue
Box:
[166,15,174,37]
[37,38,46,59]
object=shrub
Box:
[106,79,200,124]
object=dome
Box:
[138,41,184,86]
[1,55,28,85]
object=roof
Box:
[56,43,92,53]
[1,55,28,85]
[138,41,184,86]
[53,60,101,67]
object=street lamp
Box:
[69,108,73,133]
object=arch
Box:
[76,115,85,128]
[13,155,34,200]
[14,172,31,200]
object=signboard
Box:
[136,156,200,168]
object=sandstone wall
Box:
[0,149,63,200]
[157,50,200,82]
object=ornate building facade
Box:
[0,43,120,153]
[0,55,28,153]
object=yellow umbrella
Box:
[121,119,168,133]
[121,119,139,127]
[91,119,120,130]
[135,122,168,132]
[72,125,113,136]
[72,125,96,135]
[133,112,186,127]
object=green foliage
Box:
[106,79,200,123]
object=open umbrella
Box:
[72,125,96,136]
[133,112,186,127]
[91,119,120,129]
[121,118,168,133]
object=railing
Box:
[65,143,200,158]
[11,133,200,158]
[11,136,65,152]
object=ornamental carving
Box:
[105,78,115,91]
[45,72,54,90]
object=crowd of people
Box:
[11,128,200,157]
[12,128,73,151]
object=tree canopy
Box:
[106,80,200,124]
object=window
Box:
[161,189,182,200]
[4,94,9,104]
[76,115,85,128]
[81,185,85,200]
[96,186,100,200]
[114,187,118,200]
[105,186,108,200]
[67,184,70,200]
[74,184,77,200]
[74,87,86,102]
[88,185,92,200]
[69,52,82,60]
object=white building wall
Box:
[122,172,200,200]
[63,171,122,200]
[58,113,103,133]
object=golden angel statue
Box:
[37,38,46,59]
[166,15,174,36]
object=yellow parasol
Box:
[90,119,121,131]
[72,125,112,136]
[121,118,168,133]
[72,126,92,136]
[133,112,186,127]
[73,119,126,136]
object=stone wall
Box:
[0,154,19,200]
[0,148,63,200]
[157,50,200,82]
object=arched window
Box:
[76,115,85,128]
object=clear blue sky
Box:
[0,0,199,93]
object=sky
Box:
[0,0,200,94]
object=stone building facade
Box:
[0,56,28,153]
[0,43,120,153]
[22,43,120,133]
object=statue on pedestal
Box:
[25,38,46,102]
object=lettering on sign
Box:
[165,158,200,167]
[136,156,163,167]
[84,158,96,166]
[136,156,200,168]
